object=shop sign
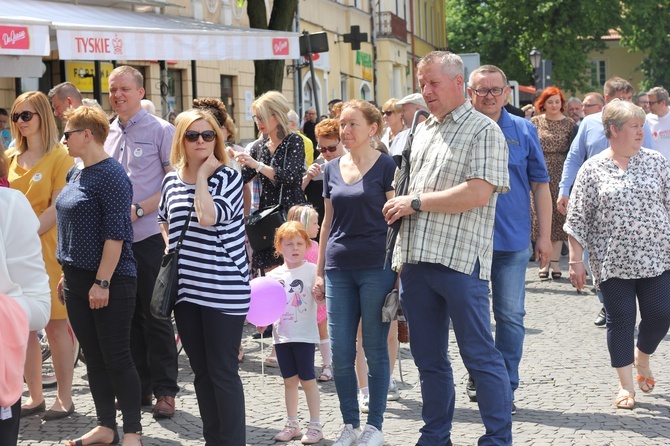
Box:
[0,26,30,51]
[65,61,114,93]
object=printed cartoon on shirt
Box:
[278,278,308,323]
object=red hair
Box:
[535,87,566,114]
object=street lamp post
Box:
[529,47,542,90]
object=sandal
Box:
[274,421,302,442]
[264,356,279,367]
[635,363,655,393]
[317,364,333,382]
[550,260,562,280]
[538,269,549,279]
[301,423,323,444]
[615,388,635,409]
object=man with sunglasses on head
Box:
[645,87,670,161]
[465,65,552,416]
[103,65,179,419]
[557,77,655,327]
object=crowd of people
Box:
[1,50,669,446]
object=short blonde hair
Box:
[382,98,402,114]
[170,109,229,169]
[8,91,61,157]
[63,106,110,145]
[602,99,646,139]
[109,65,144,89]
[251,91,292,137]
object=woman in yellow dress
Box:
[7,91,76,420]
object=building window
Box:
[590,60,606,88]
[340,76,347,102]
[167,69,183,113]
[221,75,234,121]
[360,82,371,100]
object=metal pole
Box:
[191,60,198,102]
[304,31,321,119]
[93,60,102,105]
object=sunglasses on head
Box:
[318,143,339,153]
[185,130,216,142]
[12,111,39,123]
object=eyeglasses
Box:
[12,111,39,123]
[382,110,395,116]
[318,143,339,153]
[472,87,505,97]
[63,129,85,141]
[637,101,650,106]
[184,130,217,142]
[648,100,663,106]
[252,114,273,123]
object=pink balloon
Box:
[246,277,286,326]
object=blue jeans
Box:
[326,265,396,430]
[491,248,530,395]
[400,262,512,446]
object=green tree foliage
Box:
[445,0,622,92]
[619,1,670,90]
[247,0,298,96]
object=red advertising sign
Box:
[0,26,30,50]
[272,38,289,56]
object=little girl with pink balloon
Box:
[254,220,325,444]
[287,204,333,382]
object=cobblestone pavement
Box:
[18,258,670,445]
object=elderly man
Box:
[581,93,605,116]
[383,51,512,446]
[646,86,670,160]
[465,65,552,416]
[558,77,655,327]
[566,97,584,125]
[389,93,429,158]
[48,82,84,122]
[104,65,179,418]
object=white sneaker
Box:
[356,424,384,446]
[332,424,361,446]
[387,379,400,401]
[359,393,370,413]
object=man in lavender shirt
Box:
[104,66,178,418]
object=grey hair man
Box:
[646,86,670,160]
[382,52,512,446]
[48,82,83,122]
[388,93,429,158]
[566,97,584,124]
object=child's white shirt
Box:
[266,262,319,344]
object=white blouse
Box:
[0,188,51,331]
[565,148,670,285]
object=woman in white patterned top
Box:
[565,99,670,410]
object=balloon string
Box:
[260,331,265,387]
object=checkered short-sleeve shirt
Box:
[394,101,510,280]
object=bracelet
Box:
[568,261,583,265]
[256,162,265,173]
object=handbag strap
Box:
[174,204,194,254]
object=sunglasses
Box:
[12,111,39,123]
[185,130,216,142]
[318,143,339,153]
[63,129,85,141]
[382,110,395,116]
[648,100,663,106]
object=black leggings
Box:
[0,399,20,446]
[600,271,670,368]
[63,265,142,434]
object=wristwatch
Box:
[94,279,110,289]
[410,194,422,212]
[134,203,144,218]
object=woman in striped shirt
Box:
[157,108,249,446]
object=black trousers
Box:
[0,399,20,446]
[130,234,179,397]
[174,302,246,446]
[63,265,142,434]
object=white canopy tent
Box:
[0,0,299,64]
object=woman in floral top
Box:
[565,99,670,410]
